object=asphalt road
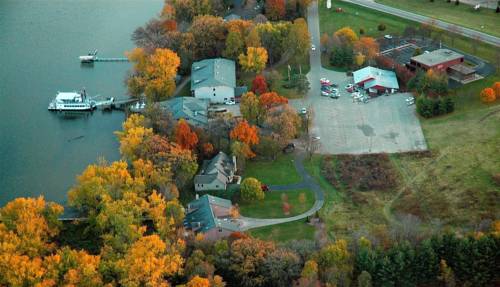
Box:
[342,0,500,47]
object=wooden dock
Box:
[94,57,129,62]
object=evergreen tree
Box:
[415,239,439,285]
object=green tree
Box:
[240,177,264,202]
[357,271,372,287]
[223,31,244,60]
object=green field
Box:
[247,220,315,242]
[320,0,414,37]
[244,154,302,185]
[240,189,314,218]
[376,0,500,38]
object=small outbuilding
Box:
[353,66,399,94]
[159,97,209,127]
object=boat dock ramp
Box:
[94,97,138,111]
[79,50,128,63]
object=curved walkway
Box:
[238,152,325,231]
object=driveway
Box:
[237,152,325,231]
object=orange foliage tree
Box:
[230,120,259,146]
[480,87,496,103]
[354,37,379,61]
[492,82,500,97]
[266,0,286,20]
[187,276,211,287]
[175,119,199,150]
[259,92,288,109]
[334,27,358,46]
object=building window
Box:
[215,185,219,188]
[219,227,222,232]
[213,88,216,91]
[213,93,216,97]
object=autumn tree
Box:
[245,27,262,47]
[117,234,184,286]
[286,18,311,64]
[259,91,288,110]
[189,15,226,60]
[175,119,199,150]
[480,87,496,103]
[491,82,500,97]
[223,31,245,61]
[266,0,286,20]
[354,37,379,62]
[240,178,265,202]
[230,120,260,146]
[127,48,181,101]
[251,74,269,95]
[239,47,269,74]
[316,239,353,286]
[240,92,262,124]
[296,259,320,287]
[187,276,210,287]
[265,104,301,146]
[334,27,359,46]
[115,114,153,161]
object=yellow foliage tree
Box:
[127,47,181,101]
[238,47,268,74]
[354,52,366,66]
[334,27,358,46]
[117,234,184,287]
[187,276,210,287]
[116,114,153,161]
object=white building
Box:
[191,58,236,104]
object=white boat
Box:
[48,90,96,111]
[79,50,98,63]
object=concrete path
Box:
[238,152,325,231]
[341,0,500,47]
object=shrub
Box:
[480,88,496,103]
[240,177,264,202]
[417,96,454,118]
[378,23,386,31]
[492,82,500,96]
[492,173,500,186]
[359,28,365,35]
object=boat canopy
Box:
[56,92,81,101]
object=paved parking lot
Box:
[294,68,427,154]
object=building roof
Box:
[191,58,236,90]
[411,49,463,67]
[449,64,475,75]
[353,66,399,90]
[159,97,209,127]
[184,195,239,233]
[224,13,241,21]
[194,152,236,186]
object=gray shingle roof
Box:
[191,58,236,90]
[159,97,209,127]
[411,49,463,67]
[194,152,235,186]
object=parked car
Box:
[311,44,316,51]
[320,78,331,85]
[345,84,354,91]
[283,143,295,153]
[225,100,236,105]
[261,184,269,192]
[300,108,307,114]
[321,90,330,97]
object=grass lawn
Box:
[389,74,500,225]
[239,189,315,218]
[319,0,415,38]
[243,154,302,185]
[375,0,500,38]
[248,220,315,242]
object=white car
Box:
[345,84,354,91]
[384,34,393,40]
[225,100,236,105]
[311,44,316,51]
[300,108,307,114]
[321,91,330,97]
[312,136,320,141]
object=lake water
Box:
[0,0,162,206]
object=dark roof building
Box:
[184,194,239,240]
[159,97,209,127]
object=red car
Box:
[261,184,269,192]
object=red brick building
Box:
[410,49,464,72]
